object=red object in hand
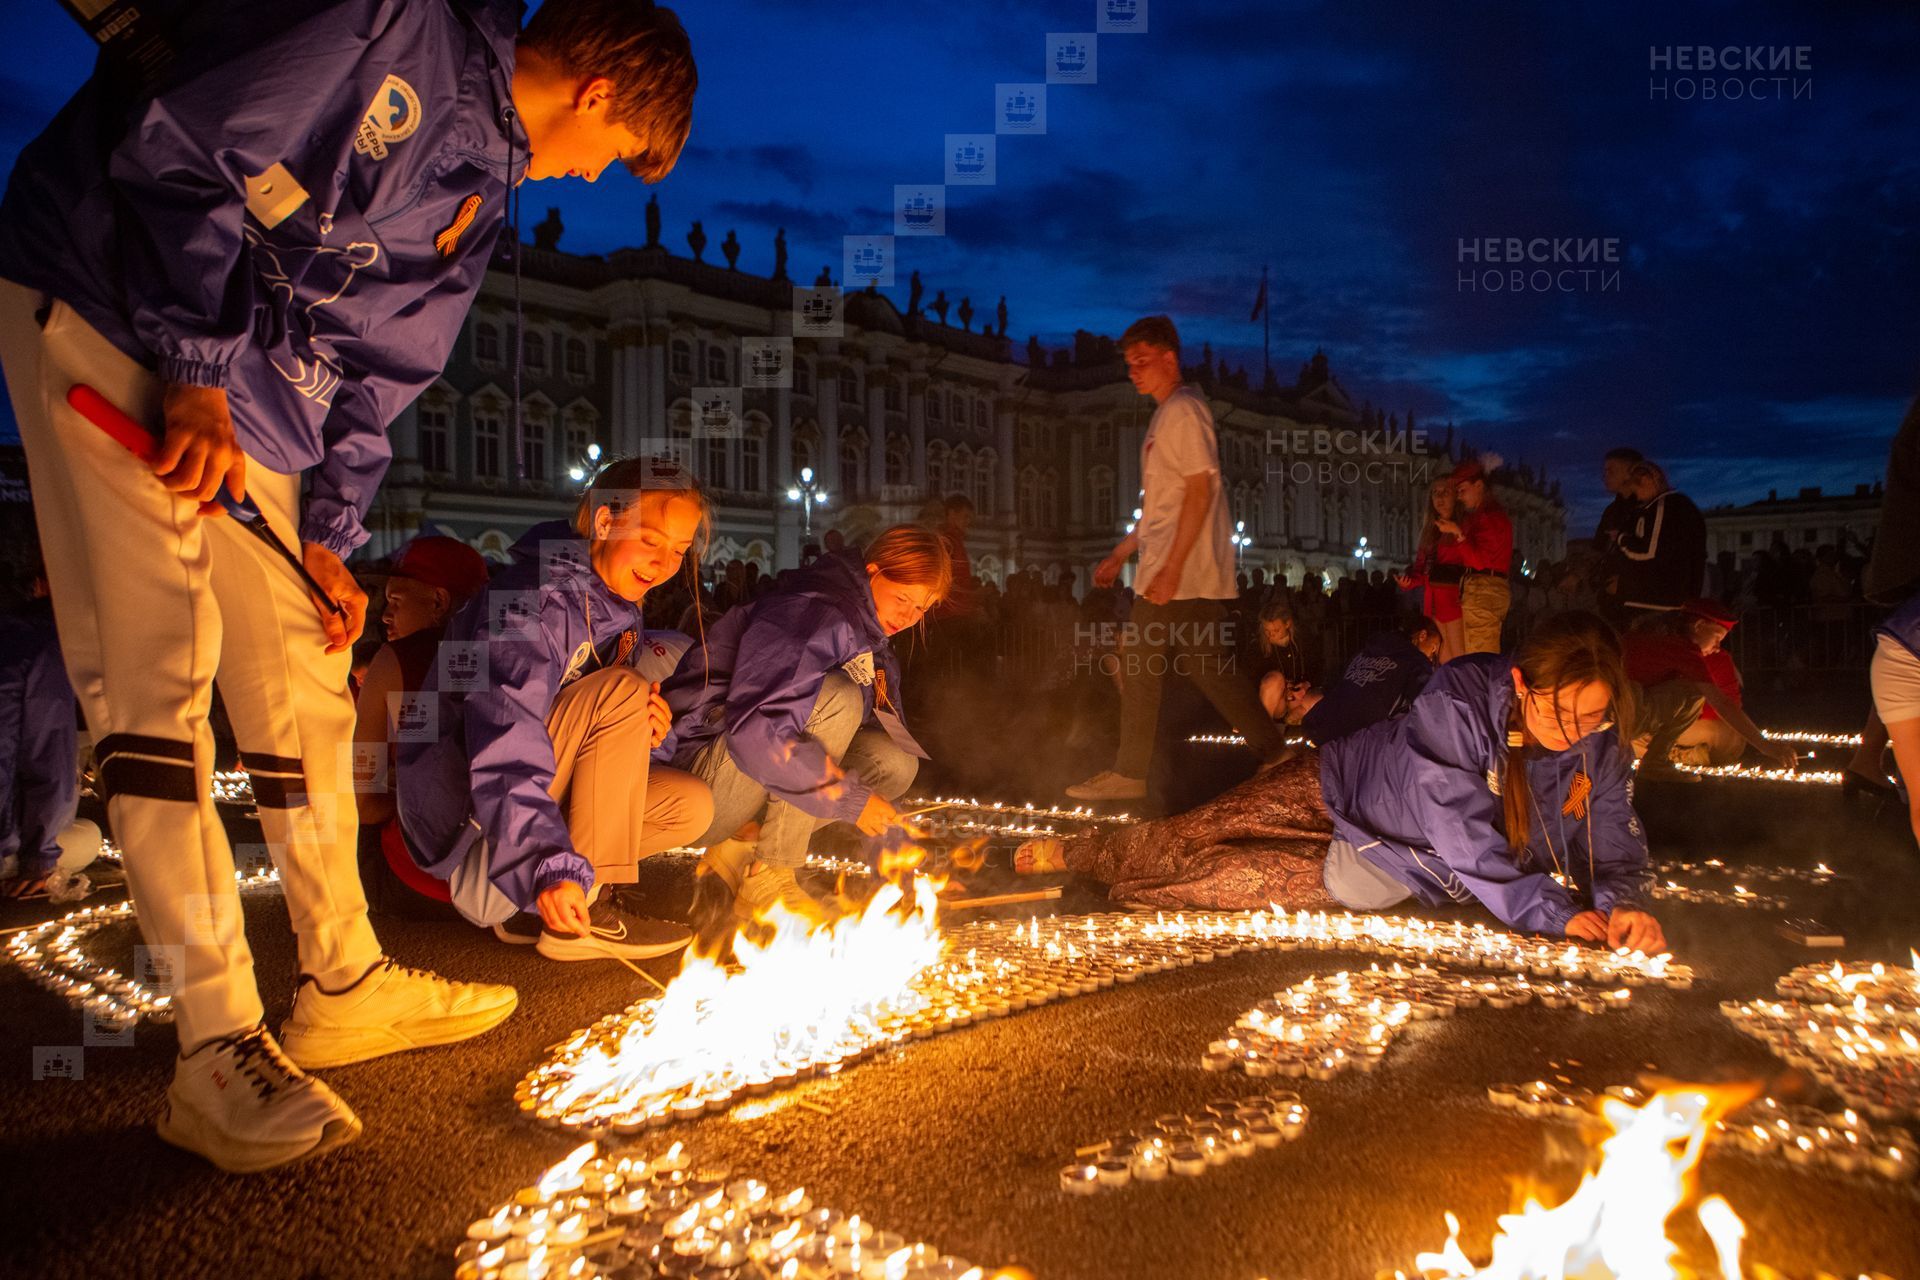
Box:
[67,384,160,462]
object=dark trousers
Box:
[1114,598,1284,778]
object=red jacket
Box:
[1457,505,1513,574]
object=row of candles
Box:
[1486,1081,1916,1182]
[517,906,1686,1135]
[4,865,281,1029]
[1721,960,1920,1123]
[1185,733,1308,747]
[1060,1091,1309,1193]
[1203,965,1647,1082]
[456,1140,995,1280]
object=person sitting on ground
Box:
[1015,612,1667,953]
[1251,599,1314,721]
[351,536,492,916]
[1668,602,1751,768]
[1620,600,1795,780]
[659,525,948,924]
[1292,615,1441,747]
[395,458,715,962]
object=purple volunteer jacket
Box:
[396,522,640,908]
[1318,654,1652,935]
[0,0,524,556]
[657,551,926,823]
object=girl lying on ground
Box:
[1018,611,1665,951]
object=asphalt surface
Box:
[3,729,1917,1280]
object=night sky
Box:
[3,0,1916,530]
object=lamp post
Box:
[1232,519,1252,564]
[786,465,829,535]
[1352,534,1373,566]
[566,441,603,485]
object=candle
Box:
[1059,1164,1100,1195]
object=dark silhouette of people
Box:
[645,193,661,247]
[957,296,973,331]
[995,295,1008,337]
[772,228,788,281]
[721,229,740,269]
[532,207,564,251]
[1026,334,1044,365]
[815,264,833,286]
[932,290,949,324]
[908,270,924,317]
[687,220,707,262]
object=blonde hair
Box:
[572,455,711,581]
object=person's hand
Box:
[1606,906,1666,953]
[1,872,52,899]
[301,542,368,655]
[646,682,671,749]
[536,880,592,936]
[856,792,902,837]
[1394,573,1415,589]
[156,382,246,510]
[1563,910,1609,943]
[1142,568,1178,605]
[1434,519,1462,538]
[1092,554,1123,589]
[1763,742,1798,771]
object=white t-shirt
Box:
[1135,385,1236,601]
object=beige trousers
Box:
[544,666,713,884]
[0,280,381,1047]
[1460,575,1511,654]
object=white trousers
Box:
[0,280,380,1047]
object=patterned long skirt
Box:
[1060,753,1342,911]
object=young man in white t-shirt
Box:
[1069,316,1285,801]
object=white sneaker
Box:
[535,897,693,962]
[278,957,519,1070]
[733,863,828,923]
[157,1025,361,1174]
[1064,770,1147,801]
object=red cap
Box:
[391,536,490,602]
[1680,597,1737,632]
[1449,458,1486,484]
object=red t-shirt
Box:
[1622,631,1711,687]
[1457,505,1513,573]
[1698,648,1740,721]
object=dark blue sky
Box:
[4,0,1916,530]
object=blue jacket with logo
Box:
[1300,629,1434,747]
[0,601,78,876]
[658,551,926,824]
[396,521,641,908]
[1318,654,1652,935]
[0,0,524,557]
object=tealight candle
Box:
[1169,1145,1206,1176]
[1059,1163,1101,1195]
[1096,1159,1131,1187]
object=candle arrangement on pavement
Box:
[5,865,282,1029]
[1761,730,1865,747]
[455,1140,992,1280]
[1648,858,1837,910]
[1060,1092,1309,1194]
[897,795,1137,838]
[517,905,1684,1135]
[1206,963,1657,1082]
[1721,954,1920,1122]
[1184,733,1308,748]
[1486,1080,1916,1183]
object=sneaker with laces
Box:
[492,912,542,946]
[157,1024,361,1174]
[278,958,519,1070]
[732,863,828,924]
[1064,770,1147,801]
[536,897,693,962]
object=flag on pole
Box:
[1250,271,1268,322]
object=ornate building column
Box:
[866,362,889,497]
[816,356,841,493]
[907,371,928,491]
[995,401,1016,518]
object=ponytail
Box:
[1500,610,1633,858]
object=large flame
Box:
[1411,1085,1757,1280]
[534,878,944,1126]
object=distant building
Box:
[1703,482,1882,562]
[365,233,1566,588]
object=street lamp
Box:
[1352,534,1373,564]
[1231,519,1252,564]
[567,441,603,485]
[786,465,829,535]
